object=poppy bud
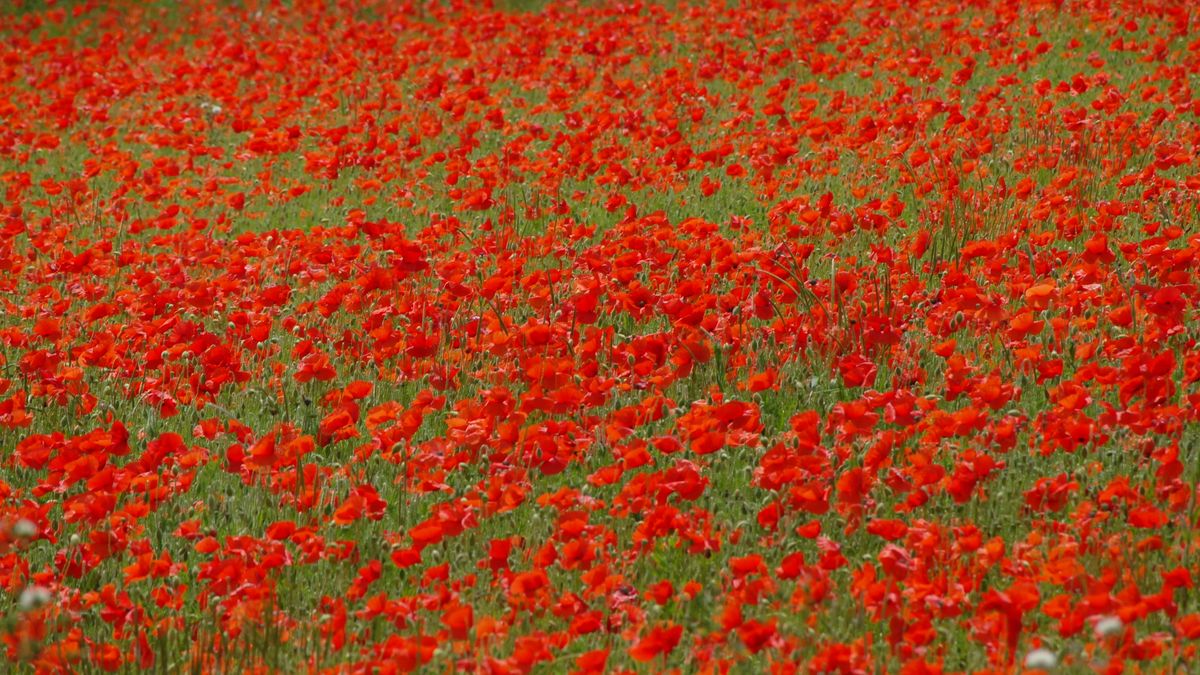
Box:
[1095,615,1122,637]
[1023,648,1057,670]
[18,586,52,611]
[12,519,36,538]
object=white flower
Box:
[1023,648,1057,670]
[12,519,37,538]
[1095,615,1123,637]
[18,586,52,611]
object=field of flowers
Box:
[1,0,1199,672]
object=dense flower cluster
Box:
[1,0,1198,672]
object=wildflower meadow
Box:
[1,0,1199,672]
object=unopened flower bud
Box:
[1095,615,1123,637]
[18,586,52,611]
[12,519,37,539]
[1023,648,1057,670]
